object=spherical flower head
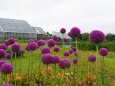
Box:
[53,46,60,52]
[59,58,71,69]
[60,28,66,34]
[68,49,73,54]
[89,30,105,44]
[47,39,56,48]
[52,56,60,64]
[68,32,72,37]
[0,49,6,58]
[88,55,96,63]
[99,48,108,56]
[71,47,77,52]
[4,40,10,46]
[11,43,20,52]
[1,63,13,74]
[37,40,44,46]
[0,60,6,67]
[41,47,50,55]
[74,52,80,56]
[70,27,81,37]
[1,83,12,86]
[0,44,7,50]
[8,38,15,45]
[63,51,70,56]
[25,44,30,51]
[28,42,37,51]
[27,39,34,44]
[73,58,77,64]
[5,53,11,59]
[20,50,24,54]
[41,54,52,64]
[51,35,58,41]
[0,60,6,71]
[64,38,68,42]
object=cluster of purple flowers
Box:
[0,44,7,50]
[53,46,60,52]
[0,60,13,74]
[37,40,45,46]
[47,39,56,48]
[60,28,66,34]
[1,83,12,86]
[41,47,50,55]
[88,55,96,63]
[51,35,58,41]
[89,30,105,44]
[59,58,71,69]
[99,48,108,56]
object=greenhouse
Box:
[0,18,48,40]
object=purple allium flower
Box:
[68,32,72,37]
[74,52,80,56]
[51,35,58,41]
[37,40,44,46]
[11,43,20,52]
[99,48,108,56]
[0,44,7,50]
[25,44,30,51]
[4,40,10,46]
[27,39,34,44]
[72,47,77,52]
[88,55,96,63]
[0,63,13,74]
[52,56,60,64]
[64,38,68,42]
[8,38,15,45]
[73,58,78,64]
[63,51,70,56]
[1,83,12,86]
[60,28,66,34]
[0,49,6,58]
[20,50,24,54]
[28,42,37,51]
[59,58,71,69]
[41,54,52,64]
[68,49,73,54]
[47,39,56,48]
[89,30,105,44]
[70,27,81,37]
[41,47,50,55]
[53,46,60,52]
[5,53,11,59]
[0,60,6,67]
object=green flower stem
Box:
[62,34,65,51]
[96,44,99,85]
[60,69,65,86]
[28,51,30,85]
[75,38,78,50]
[44,65,48,86]
[14,52,17,86]
[102,56,105,86]
[73,64,77,86]
[54,64,57,85]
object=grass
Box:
[0,42,115,85]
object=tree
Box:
[106,33,115,41]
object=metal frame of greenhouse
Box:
[0,18,48,40]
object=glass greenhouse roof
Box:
[0,18,37,33]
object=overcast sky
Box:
[0,0,115,34]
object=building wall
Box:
[3,32,37,40]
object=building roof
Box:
[33,27,46,34]
[0,18,37,33]
[52,31,71,39]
